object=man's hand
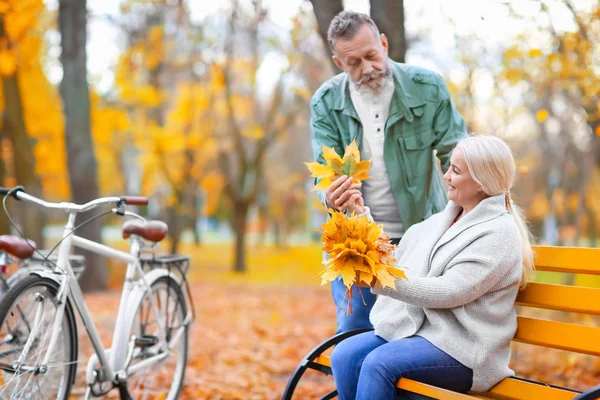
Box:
[325,175,362,212]
[343,191,365,214]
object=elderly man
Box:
[311,11,467,333]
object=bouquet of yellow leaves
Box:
[307,140,406,315]
[318,210,407,315]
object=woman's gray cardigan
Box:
[365,194,523,391]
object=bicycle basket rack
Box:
[139,254,196,325]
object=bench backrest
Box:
[514,246,600,357]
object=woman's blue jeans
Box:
[330,332,473,400]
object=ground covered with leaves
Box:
[71,281,598,399]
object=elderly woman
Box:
[331,135,535,399]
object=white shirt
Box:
[349,79,404,237]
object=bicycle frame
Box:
[39,212,169,384]
[6,190,174,387]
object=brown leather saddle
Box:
[0,235,37,259]
[121,220,168,242]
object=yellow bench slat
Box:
[397,378,483,399]
[533,246,600,274]
[313,354,331,367]
[516,282,600,314]
[484,377,579,400]
[515,316,600,356]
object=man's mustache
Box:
[356,71,386,84]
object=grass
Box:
[106,241,326,289]
[104,240,600,289]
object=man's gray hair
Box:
[327,11,380,54]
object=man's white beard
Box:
[349,61,393,96]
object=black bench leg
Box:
[574,385,600,400]
[282,328,373,400]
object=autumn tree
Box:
[114,0,216,253]
[0,0,48,245]
[493,1,600,244]
[210,0,310,272]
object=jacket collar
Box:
[427,194,510,266]
[331,62,426,124]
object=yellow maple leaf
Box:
[318,210,406,315]
[305,139,371,191]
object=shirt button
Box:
[375,114,379,118]
[377,128,381,132]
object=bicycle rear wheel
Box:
[0,275,78,399]
[126,275,189,399]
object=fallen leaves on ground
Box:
[69,281,599,399]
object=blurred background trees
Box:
[0,0,598,284]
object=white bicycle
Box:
[0,186,194,399]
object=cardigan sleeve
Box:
[372,229,521,309]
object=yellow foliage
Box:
[229,95,253,118]
[3,0,44,43]
[526,193,550,221]
[242,123,264,140]
[210,63,225,92]
[200,172,225,216]
[567,193,580,212]
[502,67,525,85]
[536,109,549,123]
[291,86,311,101]
[503,46,521,64]
[528,49,543,58]
[553,188,565,217]
[306,140,371,191]
[318,210,406,315]
[0,48,16,76]
[144,25,164,70]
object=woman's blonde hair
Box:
[457,135,535,288]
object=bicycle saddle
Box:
[0,235,36,259]
[122,220,168,242]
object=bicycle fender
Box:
[110,269,181,375]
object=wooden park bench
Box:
[283,246,600,400]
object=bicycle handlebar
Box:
[0,186,149,213]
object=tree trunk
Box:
[167,206,183,255]
[59,0,107,291]
[370,0,407,62]
[232,203,248,273]
[0,149,10,234]
[308,0,343,71]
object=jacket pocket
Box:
[399,132,436,186]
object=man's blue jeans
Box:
[330,331,473,400]
[331,237,402,333]
[331,278,377,333]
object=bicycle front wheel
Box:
[0,275,78,400]
[126,275,189,399]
